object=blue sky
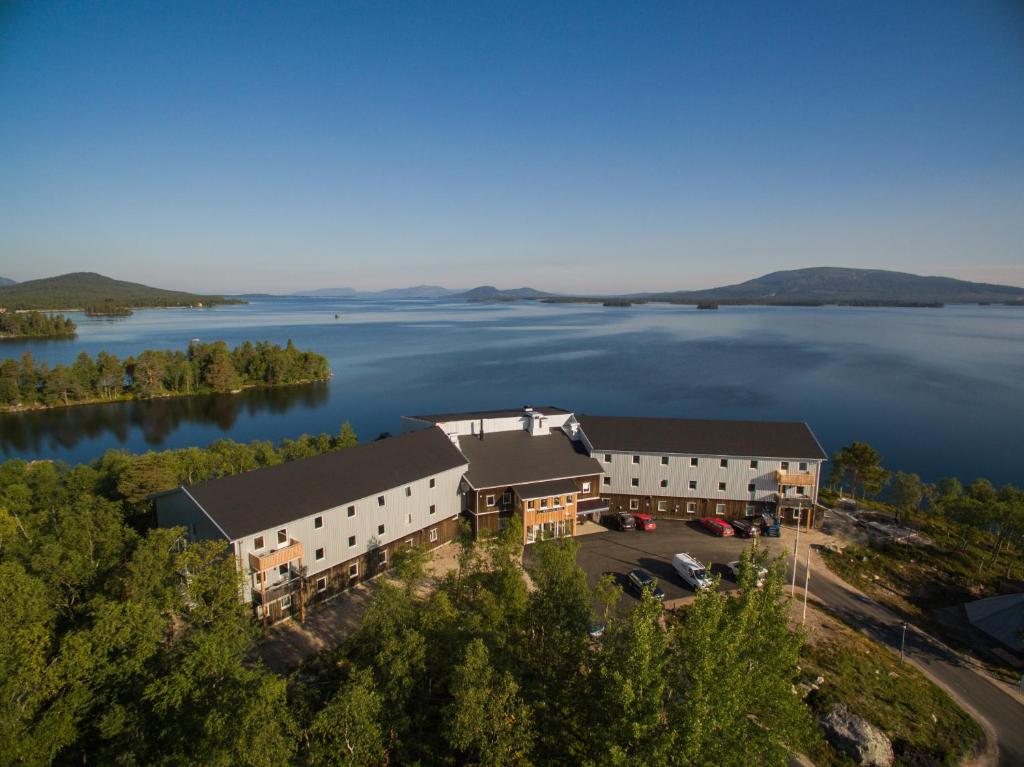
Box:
[1,1,1022,293]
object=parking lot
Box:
[574,518,789,613]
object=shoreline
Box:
[0,377,330,415]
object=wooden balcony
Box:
[248,539,303,573]
[775,470,815,487]
[251,577,301,605]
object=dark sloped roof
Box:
[578,415,827,460]
[514,478,579,499]
[406,406,569,424]
[458,428,603,489]
[182,428,468,540]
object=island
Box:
[0,309,77,338]
[0,339,330,411]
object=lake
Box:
[1,298,1021,486]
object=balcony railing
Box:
[251,577,301,605]
[248,539,304,574]
[775,470,815,487]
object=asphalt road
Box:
[575,519,1024,766]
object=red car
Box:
[700,517,735,537]
[632,513,657,531]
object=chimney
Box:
[479,418,484,440]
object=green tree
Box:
[834,441,889,499]
[306,668,388,767]
[891,471,923,522]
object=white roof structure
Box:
[964,593,1023,652]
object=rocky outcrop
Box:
[821,704,894,767]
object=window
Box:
[429,527,438,543]
[631,478,640,487]
[540,498,549,509]
[629,499,640,510]
[377,495,385,507]
[632,455,640,464]
[277,529,287,545]
[281,594,292,609]
[405,486,412,497]
[315,547,324,561]
[799,462,808,472]
[745,505,756,518]
[661,456,669,466]
[377,524,385,535]
[528,500,535,510]
[604,453,612,462]
[660,479,668,488]
[314,516,323,529]
[718,482,727,491]
[378,550,388,567]
[689,480,697,490]
[348,563,359,579]
[686,502,697,514]
[781,461,790,470]
[348,535,356,548]
[720,459,728,468]
[316,576,327,593]
[582,481,591,493]
[657,500,667,511]
[278,564,289,577]
[797,486,806,495]
[429,478,436,488]
[486,494,495,507]
[429,504,436,515]
[406,513,412,525]
[502,490,512,505]
[715,503,726,516]
[603,477,610,486]
[347,505,355,517]
[690,457,699,467]
[750,460,758,469]
[748,483,756,492]
[253,535,264,550]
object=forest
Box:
[0,310,76,338]
[0,340,330,410]
[0,423,814,767]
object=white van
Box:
[672,553,712,591]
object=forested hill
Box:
[640,267,1024,304]
[0,277,15,287]
[0,272,242,310]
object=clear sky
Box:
[1,1,1022,293]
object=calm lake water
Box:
[1,298,1021,485]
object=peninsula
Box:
[0,339,329,412]
[0,272,244,311]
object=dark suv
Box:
[613,512,636,531]
[626,569,666,601]
[730,519,759,538]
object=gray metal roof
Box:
[181,427,469,540]
[579,415,827,460]
[458,429,602,489]
[406,406,569,424]
[514,478,580,500]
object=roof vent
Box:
[523,405,534,413]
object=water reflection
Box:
[0,382,330,455]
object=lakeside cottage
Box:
[154,406,826,625]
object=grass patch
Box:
[801,613,982,767]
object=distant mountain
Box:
[451,286,555,300]
[631,267,1024,305]
[293,285,456,299]
[0,277,15,287]
[0,272,241,310]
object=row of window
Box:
[625,498,760,517]
[484,481,592,508]
[251,504,439,552]
[618,478,806,494]
[607,454,809,472]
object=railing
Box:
[251,577,301,605]
[248,539,304,574]
[775,470,815,487]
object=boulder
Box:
[821,704,894,767]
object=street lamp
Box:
[900,622,907,665]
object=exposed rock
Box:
[821,704,894,767]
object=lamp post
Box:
[900,622,907,665]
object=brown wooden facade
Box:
[464,474,602,542]
[599,491,820,527]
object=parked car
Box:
[672,553,713,591]
[632,512,657,531]
[613,512,636,531]
[760,512,781,537]
[730,519,759,538]
[588,622,606,639]
[626,569,666,601]
[700,517,735,537]
[725,560,768,587]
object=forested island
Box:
[0,310,77,338]
[0,272,243,310]
[0,339,330,411]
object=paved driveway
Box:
[574,518,789,613]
